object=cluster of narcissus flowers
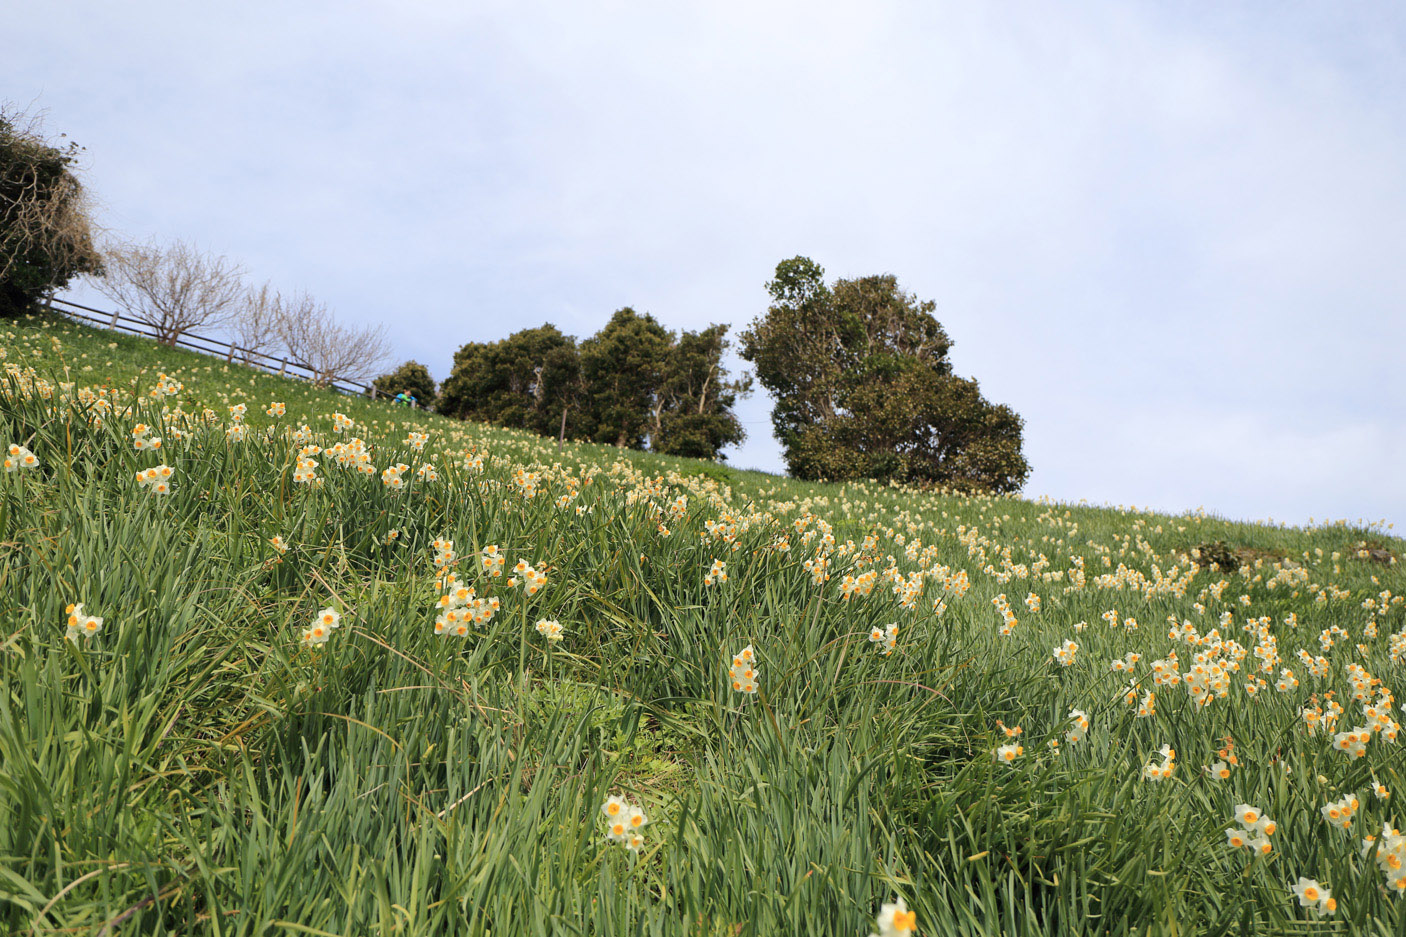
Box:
[869,622,898,655]
[332,411,353,433]
[991,593,1018,635]
[293,449,321,485]
[510,559,548,595]
[1291,877,1338,916]
[381,462,410,490]
[301,607,341,646]
[266,401,285,417]
[1225,803,1275,855]
[152,372,182,396]
[868,896,917,937]
[135,464,174,496]
[480,544,505,577]
[226,403,249,442]
[405,431,428,450]
[431,542,500,637]
[601,795,649,851]
[1362,821,1406,894]
[327,438,375,475]
[1332,725,1372,759]
[535,618,564,643]
[130,422,162,451]
[1109,651,1141,672]
[994,722,1024,765]
[729,645,759,694]
[1322,793,1361,830]
[3,442,38,472]
[64,602,103,642]
[1065,709,1089,743]
[704,558,728,586]
[269,535,289,555]
[1052,638,1078,666]
[1143,744,1176,781]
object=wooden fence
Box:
[44,295,406,403]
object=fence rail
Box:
[44,295,394,401]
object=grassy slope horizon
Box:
[2,310,1404,936]
[9,308,1396,535]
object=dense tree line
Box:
[439,308,751,461]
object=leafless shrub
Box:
[232,282,284,364]
[274,291,391,387]
[93,238,245,345]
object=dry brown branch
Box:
[232,282,283,363]
[93,239,245,345]
[273,290,391,387]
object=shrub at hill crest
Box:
[0,105,101,317]
[740,256,1029,492]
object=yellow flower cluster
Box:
[134,464,174,496]
[1362,822,1406,895]
[729,645,758,694]
[704,558,727,586]
[1052,638,1078,667]
[381,462,410,490]
[3,442,38,472]
[1224,803,1274,855]
[131,422,163,451]
[301,607,341,646]
[600,795,649,851]
[869,622,898,655]
[64,602,104,642]
[1143,744,1176,781]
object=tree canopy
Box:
[740,257,1029,492]
[441,312,748,460]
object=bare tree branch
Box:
[93,238,245,345]
[232,282,283,364]
[274,291,391,387]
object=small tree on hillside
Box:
[373,360,438,408]
[231,282,283,364]
[741,257,1029,492]
[0,104,101,316]
[94,239,245,345]
[275,291,391,387]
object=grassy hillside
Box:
[1,311,1403,935]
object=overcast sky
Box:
[5,1,1403,531]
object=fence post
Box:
[370,385,377,401]
[109,309,119,329]
[280,357,288,376]
[226,343,236,363]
